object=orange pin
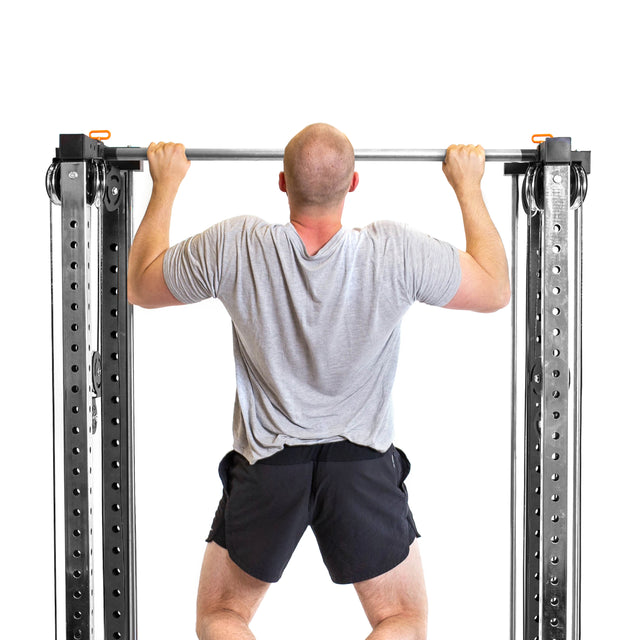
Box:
[89,130,111,141]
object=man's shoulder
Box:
[355,220,408,240]
[220,215,270,230]
[210,216,292,254]
[212,215,284,240]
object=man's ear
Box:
[349,172,360,192]
[279,171,287,193]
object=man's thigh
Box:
[196,540,271,626]
[353,540,428,628]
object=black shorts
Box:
[206,441,420,584]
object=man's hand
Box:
[442,144,485,198]
[147,142,191,192]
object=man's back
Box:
[163,215,461,463]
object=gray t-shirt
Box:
[163,216,461,463]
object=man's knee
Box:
[196,607,251,639]
[196,542,270,638]
[391,611,428,638]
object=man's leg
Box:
[196,541,270,640]
[353,540,428,640]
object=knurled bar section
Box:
[101,166,137,640]
[60,163,94,640]
[539,165,571,640]
[524,204,542,640]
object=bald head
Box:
[282,123,356,208]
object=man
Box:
[128,123,510,640]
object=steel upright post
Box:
[538,156,573,640]
[50,160,98,640]
[508,137,589,640]
[49,136,141,640]
[100,163,138,640]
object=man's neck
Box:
[289,205,344,256]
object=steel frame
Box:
[48,134,589,640]
[49,142,140,640]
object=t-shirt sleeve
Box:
[162,224,222,305]
[403,225,461,306]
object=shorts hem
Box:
[228,546,282,584]
[205,536,282,584]
[329,528,418,585]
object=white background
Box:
[1,1,638,638]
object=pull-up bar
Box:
[105,146,539,163]
[54,134,589,171]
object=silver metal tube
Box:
[572,204,583,640]
[509,175,519,640]
[106,147,539,163]
[510,174,520,640]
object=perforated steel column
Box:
[101,165,137,640]
[509,144,586,640]
[519,159,580,640]
[51,162,97,640]
[524,198,543,640]
[539,164,571,640]
[51,153,138,640]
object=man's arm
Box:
[442,144,511,313]
[127,142,191,309]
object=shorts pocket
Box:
[393,446,412,488]
[218,450,237,495]
[392,446,420,539]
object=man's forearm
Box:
[128,184,178,290]
[456,186,510,289]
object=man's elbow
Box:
[127,272,183,309]
[127,286,160,309]
[484,282,511,313]
[127,287,145,308]
[127,291,159,309]
[127,276,149,308]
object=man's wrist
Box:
[455,183,483,203]
[150,181,180,203]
